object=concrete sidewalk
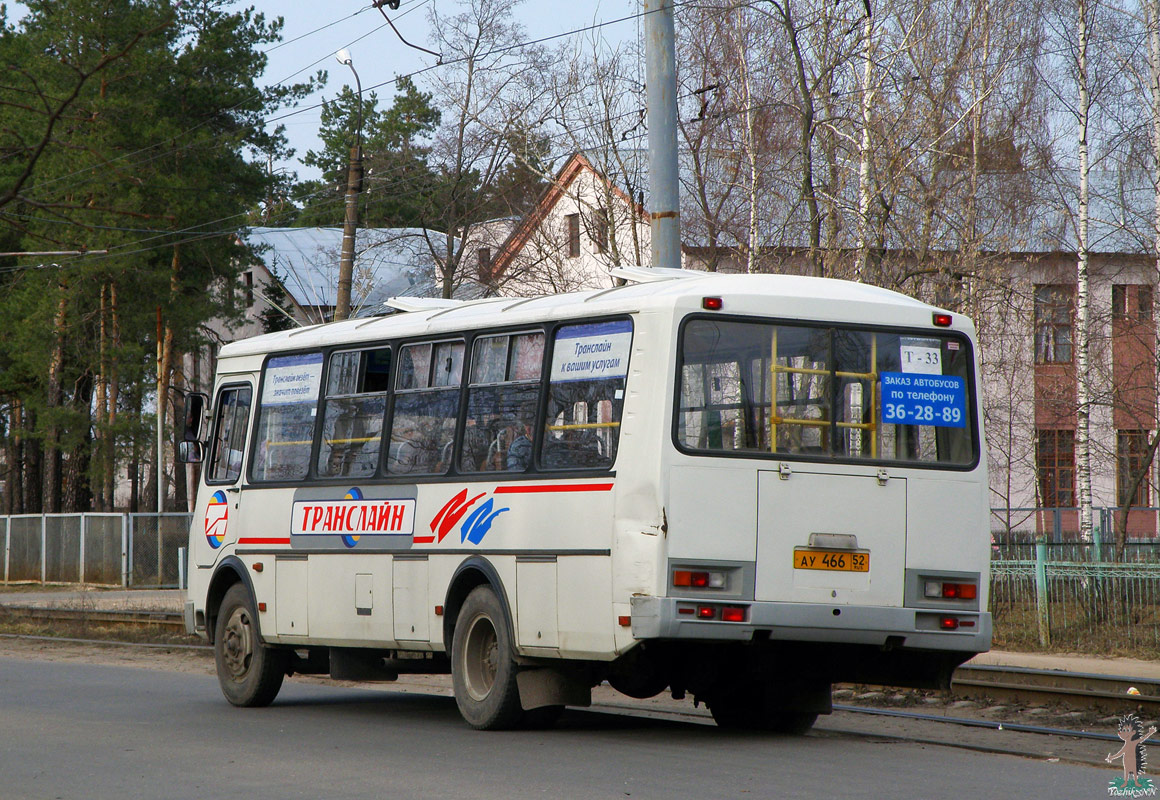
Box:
[1,586,1158,681]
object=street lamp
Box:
[334,48,363,321]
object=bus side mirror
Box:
[182,392,209,442]
[178,440,203,464]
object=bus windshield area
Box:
[677,318,977,466]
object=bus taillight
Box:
[721,607,747,623]
[673,569,727,589]
[925,581,977,600]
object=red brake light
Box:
[940,616,959,630]
[932,312,952,327]
[697,606,716,619]
[702,297,723,311]
[721,607,747,623]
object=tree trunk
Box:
[107,283,121,510]
[45,279,67,513]
[856,10,875,283]
[1075,0,1094,543]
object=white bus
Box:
[181,267,991,732]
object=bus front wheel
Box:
[452,585,523,730]
[214,583,287,707]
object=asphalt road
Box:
[0,656,1107,800]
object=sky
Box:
[246,0,639,181]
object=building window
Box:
[244,271,254,308]
[1036,428,1075,508]
[1117,429,1153,508]
[1114,285,1154,322]
[477,247,491,281]
[566,213,580,258]
[1034,285,1073,363]
[593,208,608,254]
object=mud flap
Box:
[517,668,592,711]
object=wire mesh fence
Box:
[1,513,192,588]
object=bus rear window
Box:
[677,319,976,466]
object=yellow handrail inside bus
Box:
[545,421,620,431]
[769,330,879,457]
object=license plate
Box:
[793,548,869,572]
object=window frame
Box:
[249,349,326,485]
[1116,429,1153,509]
[314,345,392,480]
[1036,428,1076,508]
[386,337,467,477]
[204,382,254,486]
[670,313,982,472]
[539,318,633,472]
[566,213,580,258]
[458,330,547,474]
[1034,284,1074,364]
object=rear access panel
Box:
[756,469,906,607]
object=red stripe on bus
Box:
[494,483,614,494]
[237,537,291,545]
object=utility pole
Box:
[644,0,681,269]
[334,49,364,321]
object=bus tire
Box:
[452,585,523,730]
[214,583,287,708]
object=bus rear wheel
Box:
[452,585,523,730]
[214,583,287,707]
[707,690,819,734]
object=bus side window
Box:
[460,332,544,473]
[317,347,390,478]
[541,320,631,471]
[388,340,464,476]
[252,352,324,482]
[206,385,252,484]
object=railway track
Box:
[951,663,1160,714]
[0,604,186,632]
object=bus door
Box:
[755,468,905,608]
[195,381,254,568]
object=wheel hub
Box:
[221,606,253,680]
[463,614,499,702]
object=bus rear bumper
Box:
[629,595,991,654]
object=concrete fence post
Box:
[178,547,186,592]
[121,513,130,588]
[40,514,46,585]
[3,517,9,585]
[1035,535,1050,647]
[79,513,86,585]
